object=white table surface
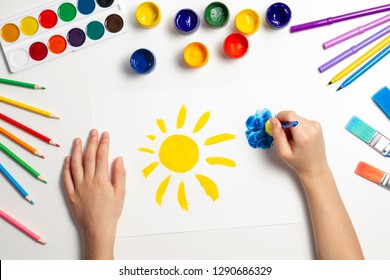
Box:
[0,0,389,259]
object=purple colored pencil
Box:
[291,4,390,33]
[323,13,390,49]
[319,23,390,72]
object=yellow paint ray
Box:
[141,161,159,178]
[195,174,219,201]
[177,181,189,211]
[147,135,156,141]
[156,175,171,205]
[193,111,210,133]
[204,133,236,145]
[138,147,155,154]
[206,157,236,167]
[176,105,187,129]
[156,119,166,133]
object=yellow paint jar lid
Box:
[183,42,209,68]
[235,9,260,35]
[136,2,161,28]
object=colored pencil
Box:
[355,161,390,190]
[327,34,390,85]
[345,116,390,157]
[0,113,60,146]
[0,163,34,204]
[0,209,46,245]
[0,96,60,119]
[337,44,390,91]
[319,23,390,72]
[291,4,390,32]
[323,13,390,49]
[0,127,44,158]
[0,142,47,183]
[0,77,45,90]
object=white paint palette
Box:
[0,0,127,73]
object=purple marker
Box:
[324,13,390,49]
[319,23,390,72]
[290,4,390,32]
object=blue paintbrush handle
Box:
[281,121,299,128]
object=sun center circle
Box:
[159,134,199,173]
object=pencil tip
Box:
[336,86,342,92]
[39,239,46,245]
[327,81,332,86]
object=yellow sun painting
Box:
[138,104,237,211]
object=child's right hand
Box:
[270,111,330,180]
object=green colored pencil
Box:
[0,142,47,183]
[0,78,45,90]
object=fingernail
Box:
[102,131,109,138]
[74,138,81,145]
[65,156,70,163]
[270,118,277,127]
[90,129,97,136]
[117,157,124,165]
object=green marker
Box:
[0,142,47,183]
[0,77,45,90]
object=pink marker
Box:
[324,13,390,49]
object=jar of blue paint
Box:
[174,9,200,35]
[266,2,291,29]
[130,48,156,74]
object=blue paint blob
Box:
[174,9,200,34]
[77,0,96,15]
[245,108,274,149]
[266,2,291,29]
[130,48,156,74]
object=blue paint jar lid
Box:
[266,2,291,29]
[130,48,156,74]
[174,9,200,35]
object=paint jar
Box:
[130,48,156,74]
[174,9,200,35]
[266,2,291,29]
[183,42,209,68]
[136,2,161,28]
[235,9,260,35]
[204,2,229,28]
[223,33,249,58]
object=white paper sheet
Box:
[90,83,305,237]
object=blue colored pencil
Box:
[281,121,299,128]
[337,44,390,91]
[0,163,34,205]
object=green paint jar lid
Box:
[204,2,229,28]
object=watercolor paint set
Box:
[0,0,127,73]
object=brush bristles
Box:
[355,161,384,185]
[345,116,377,143]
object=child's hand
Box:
[62,129,126,259]
[270,111,329,180]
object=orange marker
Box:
[0,127,44,158]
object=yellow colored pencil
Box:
[328,34,390,85]
[0,96,60,119]
[0,127,44,158]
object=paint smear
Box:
[156,119,166,133]
[156,175,171,205]
[176,105,186,129]
[138,147,155,154]
[204,133,236,145]
[195,174,219,201]
[142,161,159,178]
[206,157,236,167]
[193,111,210,133]
[147,135,156,140]
[177,181,189,211]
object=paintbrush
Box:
[355,161,390,190]
[345,116,390,157]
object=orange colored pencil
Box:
[0,127,44,158]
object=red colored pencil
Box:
[0,113,60,147]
